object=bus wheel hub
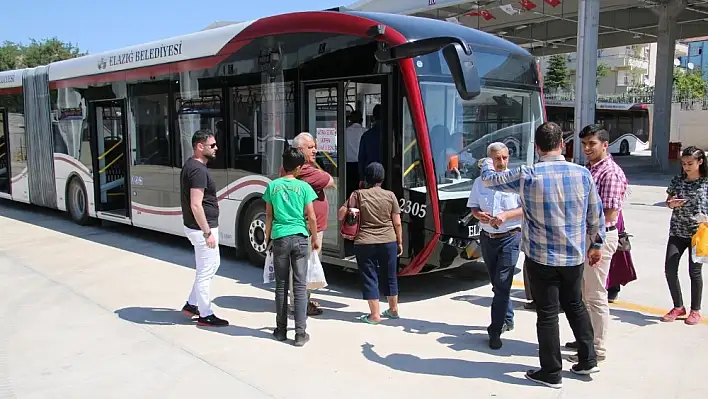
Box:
[248,219,266,253]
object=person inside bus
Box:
[357,104,382,184]
[345,110,365,197]
[466,142,522,350]
[286,132,335,316]
[339,162,403,324]
[263,147,319,347]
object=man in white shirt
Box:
[467,142,523,350]
[345,110,365,197]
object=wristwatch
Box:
[203,230,212,239]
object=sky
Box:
[0,0,348,53]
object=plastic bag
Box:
[691,221,708,263]
[263,249,275,284]
[306,251,328,290]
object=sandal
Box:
[381,309,400,319]
[357,314,380,325]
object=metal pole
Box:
[651,0,686,172]
[573,0,600,165]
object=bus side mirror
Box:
[375,36,481,101]
[442,43,481,101]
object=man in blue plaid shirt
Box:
[478,122,606,389]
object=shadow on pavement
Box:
[113,306,276,340]
[0,200,492,303]
[609,308,661,327]
[360,342,536,386]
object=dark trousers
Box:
[526,259,596,380]
[354,242,399,300]
[479,231,520,334]
[665,235,703,311]
[273,234,309,334]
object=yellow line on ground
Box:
[511,280,708,325]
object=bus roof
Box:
[0,10,532,85]
[346,11,532,57]
[48,20,254,82]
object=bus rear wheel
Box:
[241,199,267,266]
[66,177,91,225]
[620,139,629,155]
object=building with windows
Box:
[678,36,708,80]
[538,42,689,94]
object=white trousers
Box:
[185,227,220,318]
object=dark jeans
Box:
[273,234,309,334]
[665,235,703,311]
[354,242,399,300]
[526,259,596,380]
[479,231,520,334]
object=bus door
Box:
[302,76,388,260]
[0,107,9,196]
[89,99,131,221]
[302,81,345,259]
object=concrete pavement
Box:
[0,176,707,398]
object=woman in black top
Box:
[662,146,707,325]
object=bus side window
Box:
[129,80,171,167]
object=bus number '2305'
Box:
[398,199,427,218]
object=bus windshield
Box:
[412,47,544,194]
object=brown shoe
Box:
[307,301,323,316]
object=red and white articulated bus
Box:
[0,9,544,275]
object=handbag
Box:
[617,231,632,252]
[340,190,361,241]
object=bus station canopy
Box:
[346,0,708,56]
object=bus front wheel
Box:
[66,177,91,225]
[241,199,267,266]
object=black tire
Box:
[240,199,267,266]
[66,177,91,225]
[620,140,629,155]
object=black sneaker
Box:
[525,370,562,389]
[570,363,600,375]
[294,332,310,347]
[273,328,287,342]
[182,302,199,317]
[565,341,578,350]
[197,314,229,327]
[489,334,502,350]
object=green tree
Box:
[0,37,85,72]
[544,54,570,90]
[596,63,609,86]
[0,41,23,71]
[674,67,706,99]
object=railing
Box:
[544,89,708,110]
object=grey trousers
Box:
[273,234,309,334]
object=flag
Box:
[467,10,496,21]
[519,0,537,11]
[499,4,519,15]
[544,0,561,6]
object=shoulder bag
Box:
[340,190,361,241]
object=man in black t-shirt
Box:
[180,129,228,327]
